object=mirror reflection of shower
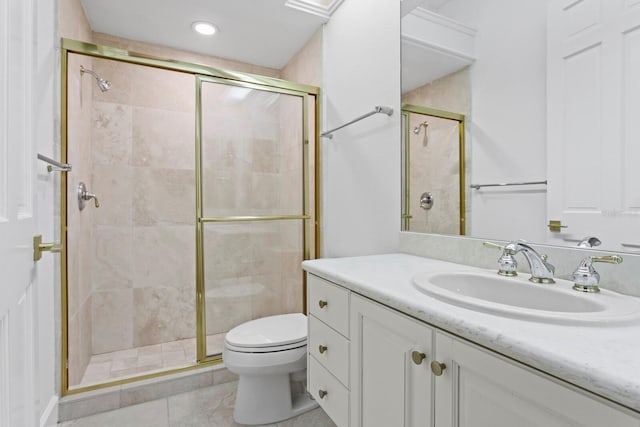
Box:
[413,121,429,146]
[80,65,111,92]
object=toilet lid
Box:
[225,313,307,349]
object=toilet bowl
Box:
[223,313,318,425]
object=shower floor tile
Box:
[76,333,226,388]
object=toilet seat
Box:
[225,313,307,353]
[223,312,318,424]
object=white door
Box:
[0,0,57,426]
[350,294,433,427]
[547,0,640,251]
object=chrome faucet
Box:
[571,255,623,293]
[484,240,555,284]
[577,236,601,248]
[505,241,556,284]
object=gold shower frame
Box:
[401,103,466,235]
[60,38,321,395]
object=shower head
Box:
[413,121,428,135]
[80,65,111,92]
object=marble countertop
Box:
[302,253,640,413]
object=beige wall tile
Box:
[281,28,323,87]
[129,67,195,113]
[91,58,134,106]
[132,225,195,289]
[133,168,195,226]
[93,164,133,226]
[131,107,194,169]
[93,226,133,291]
[67,312,81,385]
[92,101,133,166]
[133,287,195,347]
[58,0,93,42]
[205,288,253,336]
[92,289,134,354]
[66,53,96,386]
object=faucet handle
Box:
[483,241,518,276]
[593,255,623,265]
[482,241,503,250]
[483,241,516,254]
[572,255,623,293]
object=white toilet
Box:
[223,313,318,425]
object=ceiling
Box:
[80,0,337,69]
[81,0,458,81]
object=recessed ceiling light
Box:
[192,21,217,36]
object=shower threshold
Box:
[74,333,225,389]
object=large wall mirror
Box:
[400,0,640,254]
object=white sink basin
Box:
[412,270,640,325]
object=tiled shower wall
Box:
[89,58,197,354]
[402,68,471,235]
[67,53,95,385]
[60,0,96,387]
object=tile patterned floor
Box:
[75,333,226,388]
[59,380,336,427]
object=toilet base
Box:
[233,372,318,425]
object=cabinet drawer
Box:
[309,356,349,427]
[308,274,349,336]
[309,314,350,387]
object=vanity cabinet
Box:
[434,331,640,427]
[306,273,640,427]
[350,293,433,427]
[307,274,351,426]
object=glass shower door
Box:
[65,54,197,389]
[198,77,310,358]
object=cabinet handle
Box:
[318,300,328,309]
[319,345,328,354]
[430,360,447,376]
[318,389,328,399]
[411,351,426,365]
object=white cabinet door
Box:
[350,294,433,427]
[434,331,640,427]
[547,0,640,251]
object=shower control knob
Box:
[318,389,327,399]
[77,182,100,211]
[319,345,328,354]
[318,300,328,309]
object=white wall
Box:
[439,0,548,243]
[321,0,401,257]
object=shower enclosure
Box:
[61,39,318,393]
[401,104,466,235]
